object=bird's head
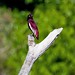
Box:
[27,14,33,21]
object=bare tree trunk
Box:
[18,28,63,75]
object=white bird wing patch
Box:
[29,23,36,35]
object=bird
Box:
[27,13,39,39]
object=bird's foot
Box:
[30,34,34,37]
[29,34,34,38]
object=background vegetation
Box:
[0,0,75,75]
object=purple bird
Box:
[27,14,39,39]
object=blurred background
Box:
[0,0,75,75]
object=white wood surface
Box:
[18,28,63,75]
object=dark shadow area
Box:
[55,57,66,63]
[0,0,45,11]
[0,0,35,11]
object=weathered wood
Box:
[18,28,63,75]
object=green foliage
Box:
[25,0,33,3]
[0,0,75,75]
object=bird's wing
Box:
[28,19,38,30]
[28,19,39,39]
[29,23,35,34]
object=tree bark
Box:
[18,28,63,75]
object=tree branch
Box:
[18,27,63,75]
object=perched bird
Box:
[27,14,39,39]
